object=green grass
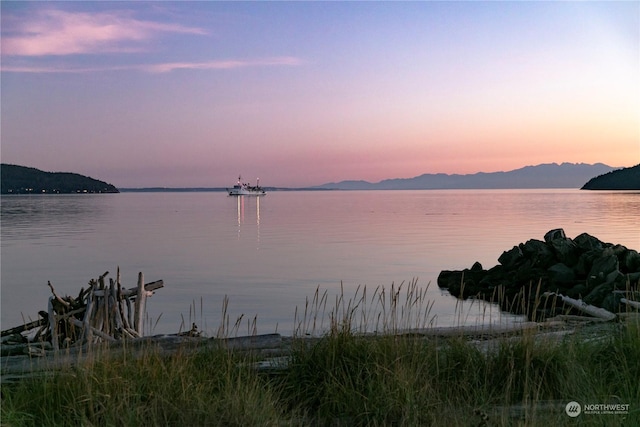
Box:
[2,283,639,426]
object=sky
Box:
[1,1,638,188]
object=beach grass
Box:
[2,283,638,426]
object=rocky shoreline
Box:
[438,228,640,320]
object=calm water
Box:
[1,190,638,336]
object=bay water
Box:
[1,189,638,336]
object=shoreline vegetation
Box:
[0,164,118,194]
[581,164,640,190]
[2,278,639,426]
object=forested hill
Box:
[581,164,640,190]
[1,164,119,194]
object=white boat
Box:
[227,175,266,196]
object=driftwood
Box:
[621,298,640,310]
[542,292,617,321]
[1,269,164,351]
[0,333,285,381]
[545,314,611,323]
[395,322,541,338]
[1,318,46,338]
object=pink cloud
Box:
[0,57,303,74]
[142,57,304,73]
[1,9,207,56]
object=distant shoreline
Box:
[4,187,638,194]
[118,187,332,193]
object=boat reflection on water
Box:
[236,195,260,246]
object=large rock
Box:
[520,239,555,269]
[575,250,601,277]
[574,233,605,252]
[621,249,640,273]
[498,246,523,268]
[587,251,619,289]
[544,228,566,242]
[547,263,575,286]
[550,238,579,266]
[437,228,640,320]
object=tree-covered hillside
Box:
[1,164,119,194]
[581,164,640,190]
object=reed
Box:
[2,282,638,426]
[293,278,436,337]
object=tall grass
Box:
[2,343,287,426]
[2,283,638,426]
[293,279,436,337]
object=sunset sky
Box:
[1,1,638,188]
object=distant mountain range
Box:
[581,164,640,190]
[315,163,621,190]
[1,164,119,194]
[2,162,635,193]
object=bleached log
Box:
[394,322,540,338]
[121,280,164,298]
[55,307,85,321]
[47,298,59,351]
[545,314,609,323]
[621,298,640,310]
[33,324,49,341]
[93,280,164,298]
[1,318,46,337]
[92,296,104,333]
[2,343,52,358]
[69,318,116,343]
[126,297,134,331]
[543,292,617,321]
[118,328,138,339]
[217,333,283,350]
[125,327,140,338]
[134,272,146,335]
[108,294,118,334]
[110,280,120,333]
[25,345,48,357]
[116,272,130,330]
[82,289,95,343]
[120,333,284,353]
[110,280,127,337]
[102,276,111,336]
[96,272,109,292]
[47,281,70,308]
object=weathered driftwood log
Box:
[47,281,70,309]
[47,297,59,351]
[543,292,617,321]
[82,287,95,343]
[218,333,283,350]
[134,272,146,334]
[621,298,640,310]
[391,322,541,338]
[545,314,611,324]
[0,333,285,381]
[0,318,45,337]
[69,318,116,343]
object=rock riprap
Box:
[437,229,640,319]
